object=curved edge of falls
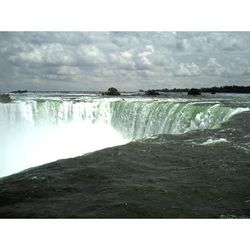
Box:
[0,97,249,177]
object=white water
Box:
[0,95,249,177]
[0,99,128,177]
[200,138,229,145]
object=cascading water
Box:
[0,98,128,177]
[110,99,248,139]
[0,94,249,177]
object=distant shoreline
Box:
[1,85,250,94]
[149,85,250,94]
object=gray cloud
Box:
[0,32,250,91]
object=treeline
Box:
[150,85,250,94]
[201,85,250,94]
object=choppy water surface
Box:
[0,92,249,218]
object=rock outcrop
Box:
[0,94,11,103]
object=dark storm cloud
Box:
[0,32,250,91]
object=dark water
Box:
[0,92,250,218]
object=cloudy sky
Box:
[1,32,250,92]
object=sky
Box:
[1,32,250,92]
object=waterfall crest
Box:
[0,97,248,176]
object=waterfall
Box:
[110,100,248,139]
[0,97,248,177]
[0,99,126,177]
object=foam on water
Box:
[200,138,229,145]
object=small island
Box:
[187,88,201,96]
[11,90,28,94]
[103,87,121,96]
[145,89,160,96]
